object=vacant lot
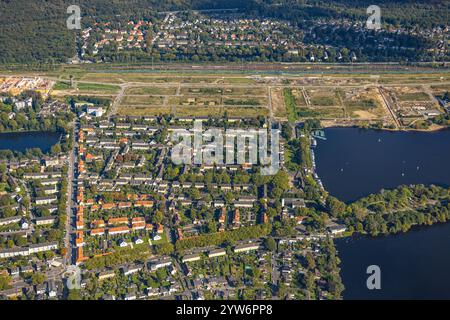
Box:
[169,96,222,106]
[430,85,450,96]
[397,91,430,101]
[180,87,223,95]
[52,81,120,96]
[121,95,165,105]
[53,81,71,90]
[77,82,120,93]
[271,87,286,118]
[222,87,267,96]
[117,106,171,116]
[290,88,307,107]
[112,75,270,116]
[175,106,223,117]
[298,106,345,119]
[125,86,177,95]
[223,97,267,106]
[225,107,269,118]
[343,88,387,119]
[35,68,450,123]
[307,89,340,106]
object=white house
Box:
[152,234,162,241]
[86,106,104,117]
[118,240,128,247]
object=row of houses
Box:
[23,172,62,179]
[0,242,58,259]
[182,242,261,263]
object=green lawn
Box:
[310,95,337,106]
[125,87,177,95]
[397,92,430,101]
[283,88,298,122]
[53,81,72,90]
[77,82,120,93]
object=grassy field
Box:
[224,107,269,118]
[378,74,450,85]
[396,91,430,101]
[117,106,171,116]
[296,108,322,118]
[76,82,120,93]
[346,98,377,110]
[121,95,165,105]
[175,107,223,117]
[114,76,271,116]
[291,88,307,106]
[52,81,120,95]
[222,97,266,106]
[307,89,340,106]
[430,85,450,96]
[125,87,177,95]
[223,87,267,96]
[13,66,450,122]
[53,81,71,90]
[180,87,223,95]
[271,87,287,118]
[78,72,259,85]
[168,96,222,106]
[283,88,298,122]
[342,88,387,119]
[38,63,449,83]
[300,107,345,119]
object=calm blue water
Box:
[314,128,450,203]
[0,131,60,153]
[335,223,450,299]
[315,127,450,299]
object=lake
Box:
[335,222,450,299]
[315,127,450,299]
[314,127,450,203]
[0,131,61,153]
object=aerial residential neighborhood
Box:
[77,11,448,64]
[0,61,450,300]
[0,79,350,300]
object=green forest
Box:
[325,184,450,236]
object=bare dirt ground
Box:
[271,87,286,119]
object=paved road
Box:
[378,87,401,129]
[64,120,78,266]
[107,84,127,117]
[271,252,279,287]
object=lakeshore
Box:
[0,131,61,153]
[313,126,450,299]
[335,221,450,299]
[314,127,450,202]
